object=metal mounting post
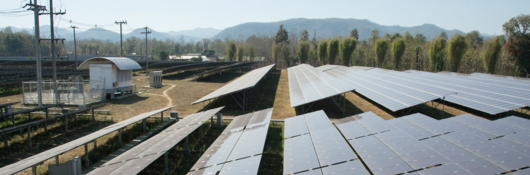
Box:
[55,156,59,165]
[4,132,8,148]
[85,143,89,167]
[164,152,169,174]
[118,129,122,147]
[161,111,164,122]
[143,119,146,133]
[94,139,97,150]
[64,115,68,134]
[28,126,32,149]
[185,136,190,156]
[45,109,48,132]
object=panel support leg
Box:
[28,125,31,149]
[85,143,90,167]
[185,136,190,156]
[4,132,8,148]
[164,152,169,174]
[45,109,48,133]
[31,165,37,175]
[200,125,203,142]
[94,139,97,150]
[55,156,60,165]
[118,129,122,147]
[143,119,146,134]
[65,115,68,134]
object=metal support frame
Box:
[55,156,59,165]
[28,125,32,148]
[329,93,346,115]
[200,125,203,142]
[84,143,89,168]
[185,136,190,156]
[161,111,164,122]
[164,152,169,174]
[44,109,48,132]
[4,132,7,148]
[118,129,122,147]
[64,115,68,134]
[142,119,146,133]
[94,139,97,150]
[32,166,37,175]
[92,109,95,125]
[430,97,446,118]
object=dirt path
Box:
[143,84,176,108]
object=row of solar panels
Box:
[288,64,530,115]
[87,107,273,175]
[0,106,175,175]
[192,64,276,104]
[284,110,530,175]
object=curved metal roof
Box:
[77,57,142,70]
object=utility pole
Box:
[70,26,78,67]
[24,0,46,107]
[141,27,151,74]
[115,20,127,57]
[43,0,66,104]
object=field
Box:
[1,67,530,175]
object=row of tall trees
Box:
[266,14,528,77]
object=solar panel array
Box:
[88,106,224,175]
[188,108,273,175]
[322,67,455,112]
[283,110,369,175]
[186,62,256,79]
[395,70,530,114]
[0,106,175,175]
[288,64,354,108]
[402,114,530,174]
[192,64,275,105]
[334,112,469,175]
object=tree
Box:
[370,29,380,44]
[404,32,413,43]
[226,41,236,62]
[249,46,255,62]
[448,34,468,72]
[350,28,359,40]
[483,36,503,74]
[158,50,169,60]
[391,33,402,42]
[429,38,447,72]
[374,39,389,67]
[297,41,310,64]
[318,40,328,65]
[415,33,427,43]
[275,24,289,45]
[272,44,280,65]
[174,43,181,55]
[340,37,357,66]
[300,29,309,42]
[439,31,448,40]
[391,39,406,70]
[328,38,340,64]
[283,46,290,67]
[237,45,244,62]
[202,49,216,57]
[502,14,530,76]
[465,30,484,49]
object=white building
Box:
[77,57,142,99]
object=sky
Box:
[1,0,529,35]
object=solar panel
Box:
[401,113,530,172]
[288,64,354,108]
[417,163,471,175]
[284,110,370,175]
[192,64,275,105]
[189,108,273,175]
[294,170,323,175]
[0,106,175,175]
[284,115,309,138]
[218,155,262,175]
[497,116,530,132]
[226,124,269,161]
[88,107,223,175]
[389,70,530,115]
[321,161,370,175]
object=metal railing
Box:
[22,79,106,105]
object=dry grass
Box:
[271,70,296,119]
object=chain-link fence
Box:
[22,79,106,105]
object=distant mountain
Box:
[168,28,220,39]
[213,18,475,41]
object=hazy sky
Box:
[1,0,528,35]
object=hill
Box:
[213,18,467,41]
[168,28,220,39]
